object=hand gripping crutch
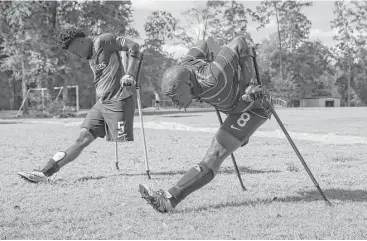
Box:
[250,47,332,206]
[215,109,247,191]
[135,54,151,179]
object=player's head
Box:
[161,66,194,109]
[56,27,93,59]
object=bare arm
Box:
[97,34,141,79]
[110,36,141,79]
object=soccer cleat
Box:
[139,184,174,213]
[17,170,48,183]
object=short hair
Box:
[56,27,86,49]
[161,66,188,96]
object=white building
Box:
[300,97,341,107]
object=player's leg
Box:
[17,102,106,183]
[103,96,135,142]
[139,108,270,213]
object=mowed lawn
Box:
[1,108,367,239]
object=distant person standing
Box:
[154,91,161,110]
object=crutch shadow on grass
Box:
[174,188,367,214]
[70,166,280,183]
[219,166,281,175]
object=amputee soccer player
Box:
[139,36,271,213]
[17,27,142,183]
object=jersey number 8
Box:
[237,112,250,127]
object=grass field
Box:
[1,108,367,239]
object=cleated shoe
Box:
[17,170,48,183]
[139,184,174,213]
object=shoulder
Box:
[93,33,122,51]
[95,33,115,42]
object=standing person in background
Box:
[154,90,161,110]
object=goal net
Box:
[17,85,79,117]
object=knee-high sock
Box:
[168,161,214,208]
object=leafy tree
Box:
[207,0,252,45]
[143,11,178,52]
[0,1,37,114]
[330,0,367,106]
[179,7,214,48]
[0,1,138,113]
[140,10,178,106]
[249,0,312,81]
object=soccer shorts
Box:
[81,96,135,142]
[220,105,271,146]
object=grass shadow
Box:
[175,188,367,213]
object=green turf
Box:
[1,108,366,239]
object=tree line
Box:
[0,0,366,113]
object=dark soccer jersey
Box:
[181,42,244,113]
[89,33,135,102]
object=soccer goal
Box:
[54,85,80,112]
[17,85,80,117]
[17,88,48,117]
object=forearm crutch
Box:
[215,109,247,191]
[115,51,129,171]
[135,54,151,179]
[250,47,331,206]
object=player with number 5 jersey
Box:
[138,36,272,213]
[17,27,141,183]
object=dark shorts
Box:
[81,96,135,142]
[220,104,271,146]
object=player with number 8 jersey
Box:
[138,36,272,213]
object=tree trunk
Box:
[51,0,57,28]
[62,76,68,106]
[8,78,14,110]
[20,43,29,114]
[348,52,351,107]
[274,3,284,81]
